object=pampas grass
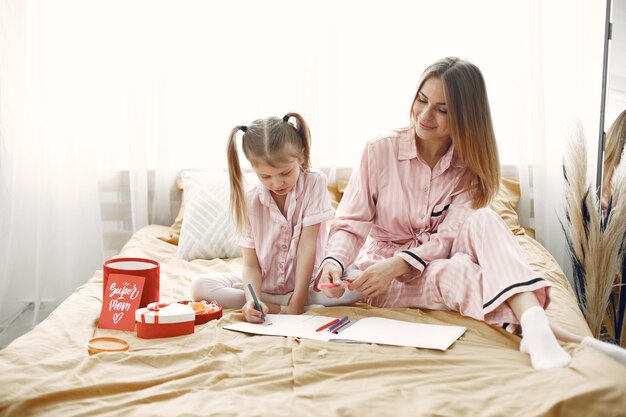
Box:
[561,121,626,340]
[604,145,626,345]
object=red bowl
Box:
[178,300,223,325]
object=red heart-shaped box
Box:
[178,300,223,324]
[135,302,195,339]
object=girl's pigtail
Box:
[227,126,248,234]
[285,112,311,170]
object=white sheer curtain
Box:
[518,1,606,279]
[0,1,105,326]
[0,0,605,325]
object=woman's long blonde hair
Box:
[408,57,500,208]
[602,109,626,203]
[226,112,311,232]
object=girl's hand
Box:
[279,304,305,315]
[349,257,408,299]
[242,299,268,323]
[318,262,345,298]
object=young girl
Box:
[191,112,361,322]
[316,57,626,369]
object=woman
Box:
[601,108,626,220]
[316,57,626,369]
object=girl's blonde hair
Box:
[602,109,626,203]
[408,57,500,208]
[226,112,312,232]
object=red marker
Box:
[327,316,349,332]
[334,319,357,334]
[332,320,352,334]
[315,318,340,332]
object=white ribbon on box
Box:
[135,302,195,324]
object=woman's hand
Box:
[318,262,345,298]
[242,299,268,323]
[349,256,409,299]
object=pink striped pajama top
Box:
[237,169,334,295]
[320,131,550,329]
[324,130,474,273]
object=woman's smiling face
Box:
[412,77,450,143]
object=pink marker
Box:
[318,282,340,288]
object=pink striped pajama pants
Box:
[367,208,550,332]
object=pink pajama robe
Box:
[318,131,550,331]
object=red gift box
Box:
[178,300,223,324]
[135,302,195,339]
[104,258,160,308]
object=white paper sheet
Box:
[224,314,466,351]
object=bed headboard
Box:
[98,170,182,258]
[98,164,533,258]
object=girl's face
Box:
[253,157,301,197]
[412,77,450,143]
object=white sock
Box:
[519,306,571,369]
[582,337,626,367]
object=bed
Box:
[1,171,625,417]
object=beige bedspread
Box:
[1,225,625,417]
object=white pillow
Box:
[177,170,258,260]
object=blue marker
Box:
[327,315,349,332]
[334,319,357,334]
[247,283,265,321]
